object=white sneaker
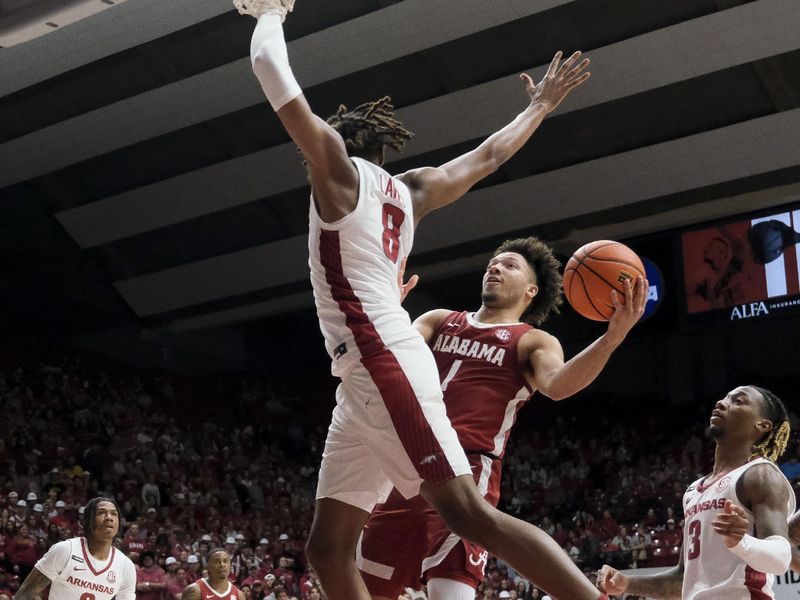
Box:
[232,0,295,21]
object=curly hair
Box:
[749,385,791,462]
[326,96,413,160]
[493,236,563,326]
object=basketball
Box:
[563,240,646,321]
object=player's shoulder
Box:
[415,308,455,328]
[518,327,559,352]
[739,459,792,505]
[114,546,137,570]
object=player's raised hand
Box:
[596,564,629,595]
[712,501,750,548]
[606,276,648,343]
[398,257,419,303]
[521,50,591,114]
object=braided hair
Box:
[492,237,563,326]
[326,97,413,161]
[749,385,791,462]
[82,496,122,542]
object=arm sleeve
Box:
[729,534,792,574]
[250,14,302,111]
[33,540,71,582]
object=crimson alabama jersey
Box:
[431,311,534,465]
[196,577,241,600]
[308,156,417,377]
[358,311,534,597]
[35,537,136,600]
[681,458,795,599]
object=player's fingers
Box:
[565,72,591,90]
[406,274,419,292]
[520,72,535,88]
[564,57,590,81]
[546,51,563,78]
[557,51,582,76]
[610,289,622,309]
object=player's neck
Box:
[206,577,229,592]
[85,536,113,561]
[474,305,522,325]
[711,442,753,477]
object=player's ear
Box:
[527,284,539,299]
[755,419,773,435]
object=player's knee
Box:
[305,532,343,573]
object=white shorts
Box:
[316,336,471,513]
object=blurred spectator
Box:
[137,551,167,600]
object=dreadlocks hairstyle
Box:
[82,496,122,542]
[750,385,791,462]
[326,96,413,161]
[493,236,563,326]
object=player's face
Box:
[482,252,537,308]
[93,501,119,541]
[708,386,771,441]
[207,551,231,581]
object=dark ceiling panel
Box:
[0,0,406,142]
[5,0,750,209]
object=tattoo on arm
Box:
[14,568,51,600]
[626,564,684,599]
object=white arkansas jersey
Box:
[681,458,795,599]
[35,537,136,600]
[309,156,417,377]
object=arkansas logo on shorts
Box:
[494,329,511,342]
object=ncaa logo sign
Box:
[640,257,664,321]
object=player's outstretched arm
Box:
[245,8,358,222]
[400,50,590,224]
[597,551,684,600]
[526,277,647,400]
[788,510,800,572]
[12,567,51,600]
[713,466,792,574]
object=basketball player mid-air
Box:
[182,548,245,600]
[598,385,794,599]
[233,1,605,599]
[13,497,137,600]
[358,236,648,600]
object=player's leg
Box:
[306,497,372,600]
[358,490,428,600]
[307,383,394,600]
[421,476,604,600]
[427,578,477,600]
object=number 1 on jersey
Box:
[382,203,405,263]
[441,360,463,392]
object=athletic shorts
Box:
[359,453,502,598]
[315,336,472,513]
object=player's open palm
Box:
[712,501,749,548]
[597,564,628,595]
[522,50,591,114]
[606,276,648,343]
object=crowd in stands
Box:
[1,354,798,600]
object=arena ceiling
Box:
[1,0,799,359]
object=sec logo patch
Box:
[495,329,511,342]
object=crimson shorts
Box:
[358,453,501,598]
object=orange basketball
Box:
[563,240,645,321]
